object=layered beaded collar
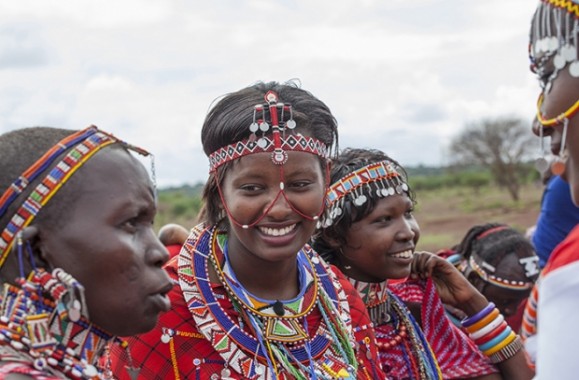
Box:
[0,269,126,379]
[178,225,358,379]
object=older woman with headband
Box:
[0,126,172,379]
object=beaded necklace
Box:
[351,279,442,380]
[0,269,129,379]
[179,225,358,379]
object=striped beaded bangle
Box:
[475,321,508,346]
[470,314,505,340]
[478,326,513,352]
[488,336,524,364]
[465,308,500,333]
[483,331,517,356]
[461,302,496,328]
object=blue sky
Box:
[0,0,540,187]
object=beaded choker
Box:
[0,126,152,269]
[319,161,409,228]
[207,91,329,173]
[178,225,358,379]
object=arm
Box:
[411,252,534,380]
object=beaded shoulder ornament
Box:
[177,225,360,379]
[319,160,409,228]
[208,91,328,173]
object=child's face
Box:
[221,151,325,264]
[538,67,579,204]
[340,193,419,282]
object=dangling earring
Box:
[551,118,569,176]
[535,124,550,173]
[338,247,352,270]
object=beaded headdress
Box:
[530,0,579,88]
[0,125,153,268]
[208,90,329,173]
[530,0,579,173]
[319,160,410,228]
[465,226,540,291]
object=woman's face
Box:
[221,151,325,265]
[535,66,579,204]
[339,194,419,282]
[40,148,172,336]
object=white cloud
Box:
[0,0,542,186]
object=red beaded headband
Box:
[0,126,152,268]
[207,91,328,173]
[319,161,409,228]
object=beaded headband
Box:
[468,253,538,291]
[0,125,153,268]
[530,0,579,89]
[207,90,328,173]
[319,160,409,228]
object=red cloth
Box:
[164,243,181,259]
[388,279,497,379]
[111,255,384,379]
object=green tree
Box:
[448,117,535,201]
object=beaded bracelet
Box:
[461,302,496,328]
[482,331,517,356]
[488,336,524,364]
[474,321,508,346]
[470,314,505,340]
[478,326,513,352]
[465,308,500,333]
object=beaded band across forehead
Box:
[468,254,538,291]
[0,125,152,268]
[207,90,328,173]
[319,161,409,228]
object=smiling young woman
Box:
[313,148,534,380]
[111,82,386,379]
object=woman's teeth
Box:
[392,250,413,259]
[259,224,296,236]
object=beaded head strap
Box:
[319,160,409,228]
[0,125,154,268]
[466,226,539,291]
[208,90,328,173]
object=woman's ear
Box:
[21,225,51,271]
[319,228,341,249]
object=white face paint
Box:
[519,256,540,278]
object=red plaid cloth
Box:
[388,279,498,379]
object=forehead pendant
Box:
[250,90,295,165]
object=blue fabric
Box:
[532,176,579,267]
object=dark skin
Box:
[0,148,172,379]
[411,252,535,380]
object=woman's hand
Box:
[410,251,488,314]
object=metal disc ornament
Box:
[535,157,549,173]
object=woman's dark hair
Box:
[454,223,537,271]
[313,147,415,264]
[197,80,339,226]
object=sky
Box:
[0,0,541,187]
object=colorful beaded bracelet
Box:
[461,302,495,328]
[488,336,524,364]
[470,314,505,340]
